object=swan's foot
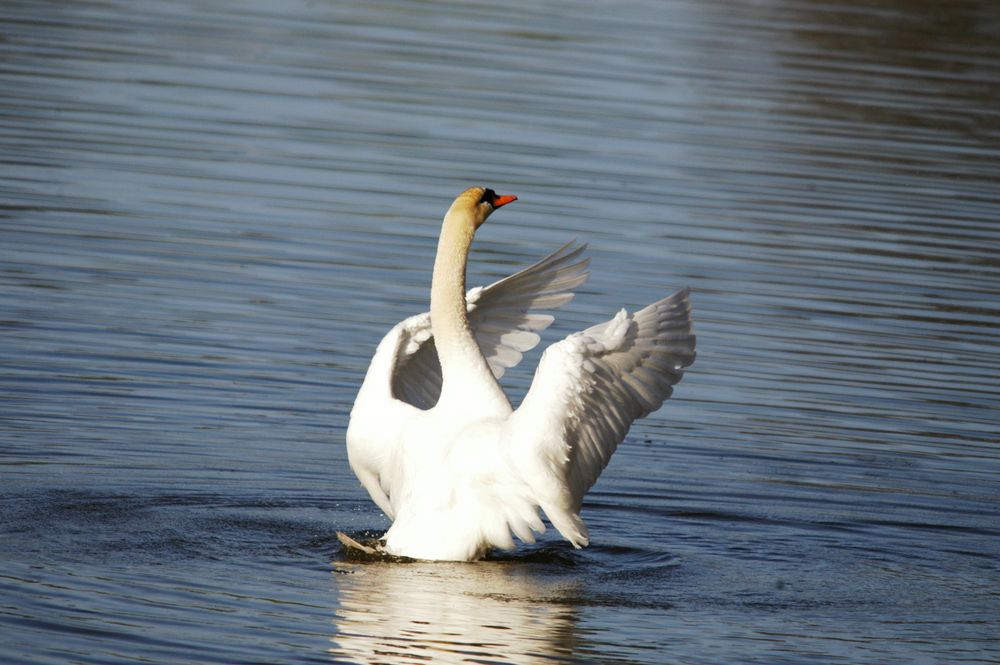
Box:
[336,531,383,555]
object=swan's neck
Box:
[430,213,507,409]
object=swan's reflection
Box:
[330,554,581,663]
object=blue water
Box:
[2,0,998,663]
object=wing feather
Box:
[346,314,430,517]
[391,241,589,408]
[512,288,696,546]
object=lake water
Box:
[2,0,999,663]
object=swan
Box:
[345,186,695,561]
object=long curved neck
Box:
[430,213,507,409]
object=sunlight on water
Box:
[330,559,580,664]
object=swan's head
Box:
[449,186,517,229]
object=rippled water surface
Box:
[2,1,999,663]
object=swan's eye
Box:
[480,188,496,206]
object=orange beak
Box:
[493,194,518,208]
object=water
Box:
[2,0,998,662]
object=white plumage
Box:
[346,187,695,561]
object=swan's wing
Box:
[389,313,442,410]
[347,314,431,516]
[390,241,590,408]
[511,288,695,546]
[468,241,590,379]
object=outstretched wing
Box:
[391,241,589,409]
[511,288,695,546]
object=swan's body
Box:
[346,187,695,561]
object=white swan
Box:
[345,186,695,561]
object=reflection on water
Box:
[330,557,579,664]
[1,0,999,663]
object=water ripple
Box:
[2,0,999,663]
